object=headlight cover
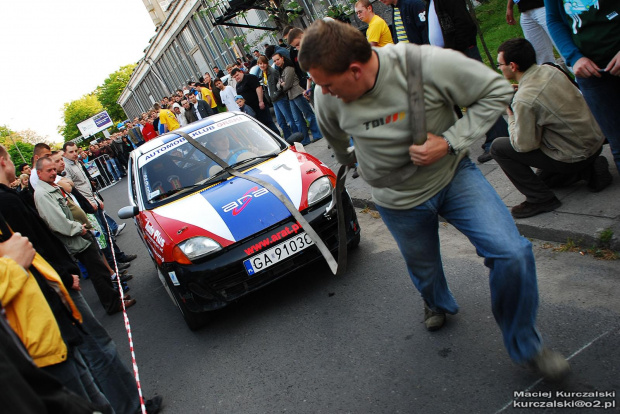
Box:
[178,237,222,261]
[307,176,332,206]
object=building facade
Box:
[119,0,362,119]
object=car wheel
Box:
[158,269,209,330]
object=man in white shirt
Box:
[215,77,239,112]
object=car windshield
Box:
[137,116,284,206]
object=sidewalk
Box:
[302,137,620,250]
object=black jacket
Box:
[192,98,213,119]
[427,0,477,52]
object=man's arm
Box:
[255,85,265,110]
[34,192,84,238]
[314,93,356,166]
[0,234,36,305]
[426,47,514,153]
[506,0,516,25]
[508,99,542,152]
[545,0,584,68]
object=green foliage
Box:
[474,0,524,67]
[0,125,34,167]
[598,228,614,248]
[58,95,104,142]
[96,64,136,123]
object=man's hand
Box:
[605,51,620,76]
[71,274,81,291]
[81,224,88,236]
[0,233,36,269]
[409,133,449,166]
[90,201,98,211]
[573,57,602,78]
[506,7,516,25]
[259,101,265,110]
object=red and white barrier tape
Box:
[103,216,147,414]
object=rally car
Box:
[118,112,360,329]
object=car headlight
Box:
[307,176,332,206]
[176,237,222,262]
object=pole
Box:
[8,134,27,164]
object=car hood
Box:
[151,149,320,246]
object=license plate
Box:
[243,232,314,276]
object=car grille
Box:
[201,217,339,302]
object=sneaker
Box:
[117,262,131,271]
[587,156,612,193]
[118,254,137,263]
[120,274,133,283]
[511,197,561,219]
[424,301,446,331]
[352,168,359,179]
[115,223,127,237]
[527,348,570,382]
[477,151,493,164]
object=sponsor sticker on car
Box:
[243,232,314,275]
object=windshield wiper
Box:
[149,184,203,201]
[228,153,278,170]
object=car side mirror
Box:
[118,205,139,219]
[286,132,304,145]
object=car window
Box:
[137,115,284,206]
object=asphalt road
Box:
[84,178,620,414]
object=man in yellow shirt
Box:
[154,103,180,132]
[355,0,394,47]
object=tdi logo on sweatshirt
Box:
[363,112,406,130]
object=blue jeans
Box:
[42,346,113,413]
[577,73,620,174]
[104,212,118,235]
[105,158,121,181]
[273,98,294,139]
[290,95,323,144]
[71,291,141,414]
[375,158,542,363]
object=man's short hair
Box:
[18,162,30,172]
[356,0,372,9]
[230,68,242,76]
[498,38,536,73]
[0,145,8,160]
[287,28,304,45]
[33,143,51,157]
[264,45,276,60]
[62,141,77,152]
[153,103,162,110]
[35,156,53,171]
[214,77,222,84]
[283,25,294,38]
[298,19,372,74]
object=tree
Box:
[58,95,104,142]
[0,125,34,167]
[96,64,136,123]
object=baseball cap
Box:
[234,95,244,100]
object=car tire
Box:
[159,269,209,330]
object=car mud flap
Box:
[176,131,348,275]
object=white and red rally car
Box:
[119,112,360,329]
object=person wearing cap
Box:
[235,95,256,117]
[172,103,188,127]
[230,68,279,134]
